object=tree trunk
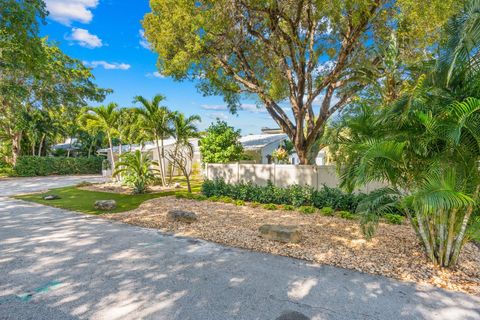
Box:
[154,138,166,186]
[11,132,22,165]
[185,171,191,193]
[108,134,115,170]
[37,134,46,156]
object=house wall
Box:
[204,163,385,193]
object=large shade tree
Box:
[143,0,460,164]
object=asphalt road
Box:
[0,176,479,320]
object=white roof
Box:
[97,138,200,154]
[239,133,288,150]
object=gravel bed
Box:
[103,196,480,295]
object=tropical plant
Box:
[168,112,201,183]
[113,150,159,194]
[82,103,119,169]
[199,120,244,164]
[334,1,480,267]
[134,94,173,186]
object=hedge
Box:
[201,178,366,212]
[14,156,103,176]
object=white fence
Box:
[204,163,384,193]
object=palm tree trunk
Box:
[160,138,167,186]
[154,138,165,186]
[108,133,115,170]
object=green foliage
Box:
[263,203,278,210]
[113,151,159,194]
[282,204,295,211]
[202,178,365,212]
[384,213,405,225]
[143,0,457,164]
[218,196,233,203]
[235,199,245,206]
[338,211,355,220]
[199,120,244,163]
[331,1,480,267]
[208,196,219,202]
[14,156,102,176]
[250,201,261,208]
[298,206,316,215]
[320,207,335,216]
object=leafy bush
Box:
[312,185,364,211]
[250,201,261,208]
[338,211,355,220]
[114,151,159,194]
[263,203,277,210]
[384,213,404,225]
[320,207,335,216]
[298,206,316,214]
[76,181,93,187]
[282,204,295,211]
[208,196,219,202]
[194,194,208,201]
[235,199,245,206]
[219,196,233,203]
[14,156,103,176]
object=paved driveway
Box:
[0,177,479,320]
[0,175,106,197]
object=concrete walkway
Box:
[0,177,479,319]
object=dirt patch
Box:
[103,196,480,295]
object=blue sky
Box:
[40,0,277,134]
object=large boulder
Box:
[94,200,117,211]
[167,210,198,223]
[259,225,302,243]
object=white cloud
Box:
[66,28,102,48]
[45,0,99,25]
[146,71,165,79]
[201,103,266,113]
[139,30,151,50]
[201,105,228,111]
[85,61,131,70]
[208,112,229,120]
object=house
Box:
[240,133,289,164]
[97,138,202,175]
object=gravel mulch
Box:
[103,196,480,295]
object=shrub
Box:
[208,196,219,202]
[282,204,295,211]
[235,199,245,206]
[219,196,233,203]
[250,201,261,208]
[76,181,93,187]
[14,156,103,177]
[384,213,404,225]
[263,203,277,210]
[193,194,208,201]
[320,207,335,216]
[298,206,316,214]
[312,185,362,211]
[338,211,355,220]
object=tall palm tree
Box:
[168,112,201,183]
[82,103,119,169]
[133,94,172,186]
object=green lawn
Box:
[15,187,179,215]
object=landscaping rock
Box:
[174,183,182,189]
[167,210,198,223]
[94,200,117,211]
[259,225,301,243]
[43,195,60,200]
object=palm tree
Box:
[334,0,480,267]
[113,150,159,194]
[133,94,172,186]
[168,112,201,183]
[82,103,119,169]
